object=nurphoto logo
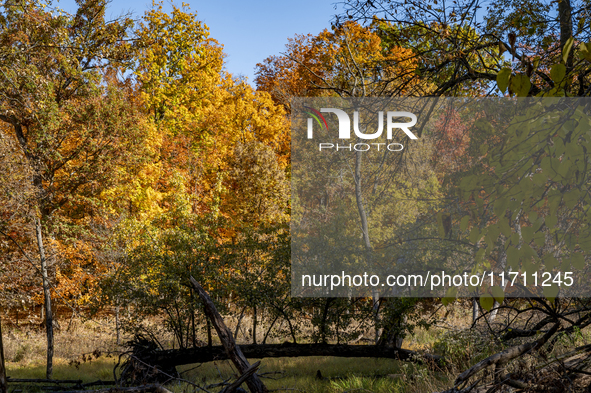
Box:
[305,106,418,151]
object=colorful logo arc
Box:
[304,106,328,131]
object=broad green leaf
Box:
[563,188,580,209]
[550,64,566,84]
[534,232,545,247]
[543,254,558,269]
[532,173,546,185]
[469,227,480,244]
[480,294,494,311]
[487,225,500,244]
[548,195,562,216]
[494,197,509,218]
[522,226,534,243]
[579,42,591,62]
[522,244,539,262]
[460,215,470,232]
[476,248,486,262]
[491,286,505,303]
[533,217,545,232]
[562,37,574,64]
[557,160,571,178]
[545,214,558,228]
[510,74,531,97]
[580,236,591,252]
[522,260,537,275]
[497,68,511,93]
[571,253,585,269]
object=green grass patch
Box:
[6,356,117,382]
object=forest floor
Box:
[4,303,590,392]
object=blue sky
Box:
[55,0,344,84]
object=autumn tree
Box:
[255,21,421,108]
[0,0,148,378]
[95,2,291,346]
[133,1,289,222]
[259,21,445,347]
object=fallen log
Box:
[190,276,268,393]
[454,322,559,387]
[6,378,83,384]
[139,342,444,369]
[58,384,172,393]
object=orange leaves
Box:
[255,21,422,102]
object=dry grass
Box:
[4,317,120,367]
[1,306,460,393]
[6,302,589,392]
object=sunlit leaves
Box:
[255,21,421,105]
[509,74,531,97]
[497,68,511,93]
[550,64,566,84]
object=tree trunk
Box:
[0,315,7,393]
[35,218,54,380]
[354,148,383,343]
[190,277,267,393]
[319,298,332,344]
[115,306,121,346]
[234,306,247,340]
[558,0,573,68]
[206,318,212,349]
[262,315,279,345]
[489,235,509,324]
[252,305,257,345]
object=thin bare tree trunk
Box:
[252,305,257,345]
[354,149,382,342]
[0,315,7,393]
[36,218,53,379]
[234,306,247,340]
[115,305,121,346]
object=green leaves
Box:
[491,286,505,303]
[497,68,511,93]
[480,293,494,311]
[496,69,531,96]
[579,42,591,62]
[509,74,531,97]
[562,37,574,64]
[456,98,591,302]
[550,64,566,84]
[460,215,470,232]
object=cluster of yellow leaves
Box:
[129,2,290,232]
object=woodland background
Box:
[1,0,591,392]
